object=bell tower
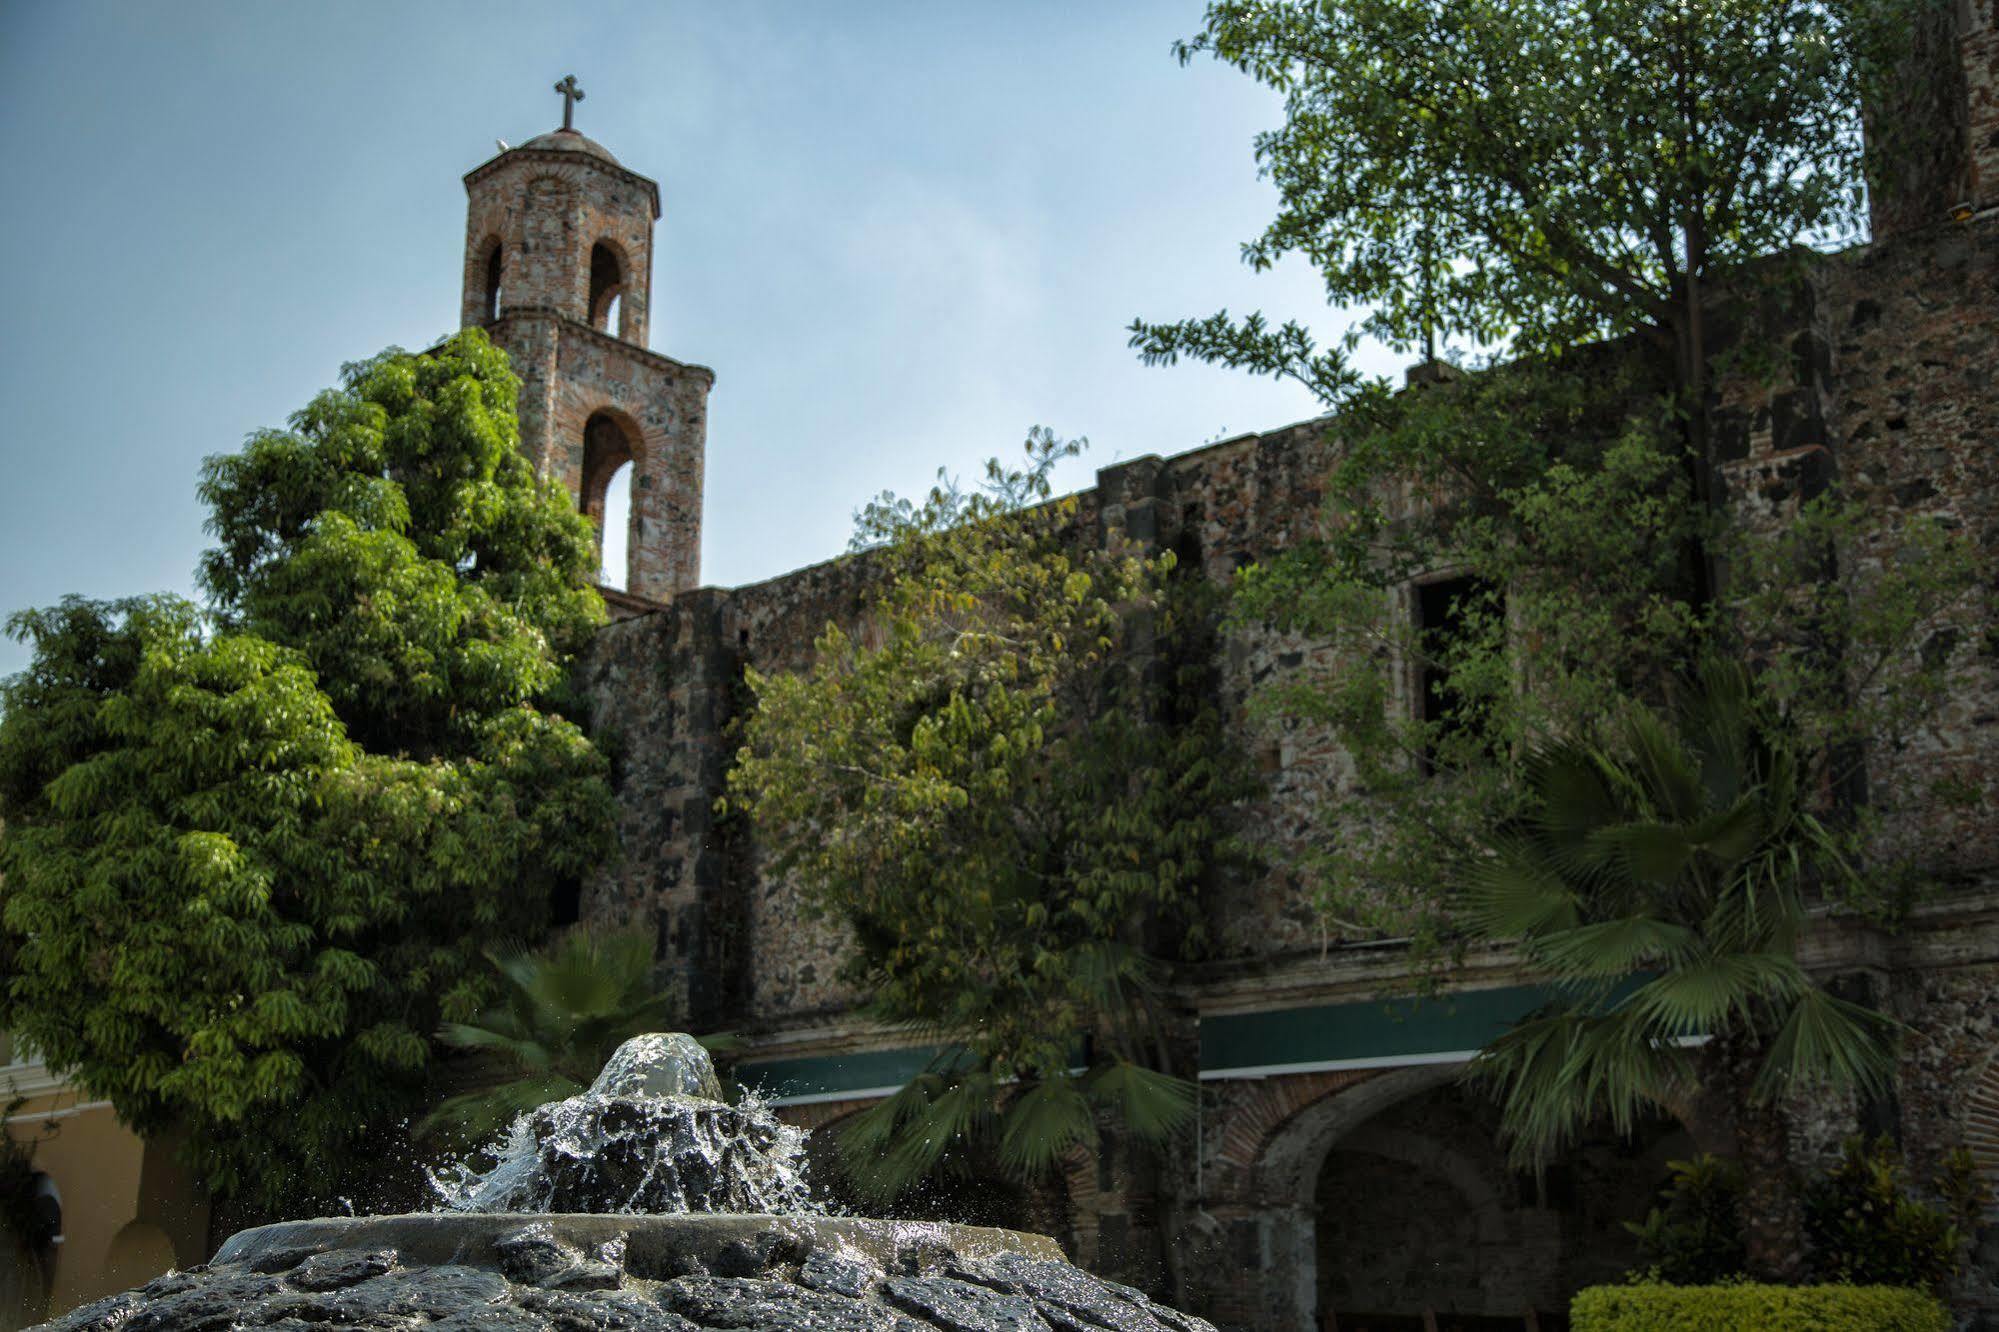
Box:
[461,78,712,603]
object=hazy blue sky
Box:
[0,2,1400,683]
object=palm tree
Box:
[1463,658,1900,1282]
[835,942,1195,1218]
[419,930,725,1144]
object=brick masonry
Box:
[461,130,710,601]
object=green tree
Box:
[0,331,614,1210]
[725,431,1250,1207]
[420,930,725,1145]
[1131,0,1915,453]
[1462,659,1901,1280]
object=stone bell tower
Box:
[461,78,712,602]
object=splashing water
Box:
[428,1034,819,1216]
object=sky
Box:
[0,1,1404,684]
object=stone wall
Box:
[585,207,1999,1025]
[570,24,1999,1322]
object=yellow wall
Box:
[3,1076,209,1328]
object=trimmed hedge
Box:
[1571,1281,1949,1331]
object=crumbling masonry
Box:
[463,12,1999,1327]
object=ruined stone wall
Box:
[580,211,1999,1029]
[1709,214,1999,879]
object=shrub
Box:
[1571,1281,1948,1331]
[1626,1154,1746,1283]
[1804,1135,1991,1288]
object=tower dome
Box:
[511,127,622,165]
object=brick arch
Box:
[1966,1050,1999,1199]
[470,233,505,325]
[1205,1068,1392,1207]
[588,235,637,339]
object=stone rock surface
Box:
[590,1034,725,1102]
[32,1217,1219,1332]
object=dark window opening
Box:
[589,242,624,334]
[551,877,582,927]
[1414,574,1501,773]
[482,244,503,325]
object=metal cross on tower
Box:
[555,75,585,130]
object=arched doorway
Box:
[1251,1066,1690,1331]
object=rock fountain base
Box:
[44,1212,1212,1332]
[29,1036,1217,1332]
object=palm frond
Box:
[1618,705,1703,823]
[1684,796,1767,865]
[1525,743,1622,844]
[1530,916,1697,980]
[1466,1010,1596,1161]
[838,1072,946,1162]
[861,1072,1000,1203]
[1085,1059,1195,1144]
[1626,952,1805,1038]
[416,1071,583,1142]
[1562,1015,1693,1141]
[1585,821,1695,887]
[434,1022,553,1069]
[1463,842,1581,939]
[1753,986,1903,1104]
[1469,1008,1689,1168]
[998,1076,1097,1177]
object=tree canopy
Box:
[1132,0,1918,402]
[0,331,614,1210]
[725,431,1250,1203]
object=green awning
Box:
[733,983,1616,1101]
[1199,981,1626,1078]
[735,1045,949,1105]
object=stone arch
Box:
[477,236,504,325]
[1237,1064,1462,1331]
[1253,1063,1460,1208]
[580,407,643,587]
[1241,1061,1693,1330]
[589,239,630,337]
[1966,1048,1999,1206]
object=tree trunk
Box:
[1718,1035,1807,1283]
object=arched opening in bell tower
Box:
[580,409,641,589]
[589,242,625,336]
[480,240,504,325]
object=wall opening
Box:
[580,410,640,590]
[1413,574,1502,773]
[598,460,634,589]
[589,242,624,334]
[481,242,503,325]
[1310,1081,1685,1330]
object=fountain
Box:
[31,1035,1219,1332]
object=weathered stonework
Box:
[529,17,1999,1327]
[570,189,1999,1313]
[462,130,710,602]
